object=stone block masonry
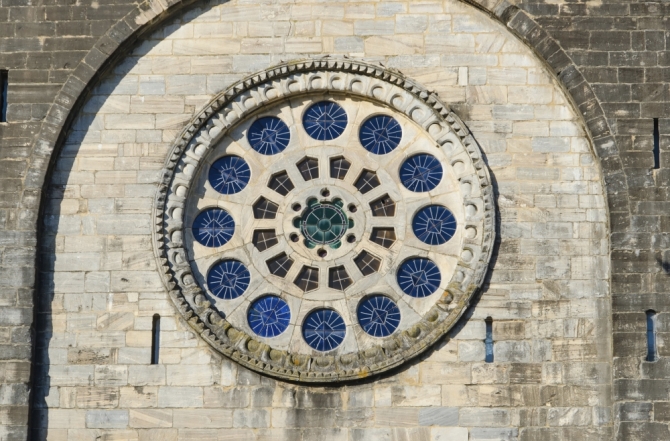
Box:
[0,0,665,440]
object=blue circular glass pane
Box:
[208,155,251,194]
[357,295,401,337]
[303,309,346,352]
[247,117,290,155]
[207,260,250,300]
[303,101,348,141]
[397,258,442,298]
[400,154,443,193]
[248,295,290,338]
[412,205,457,245]
[192,208,235,248]
[359,115,402,154]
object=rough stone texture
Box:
[0,0,664,440]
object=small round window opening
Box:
[159,59,495,382]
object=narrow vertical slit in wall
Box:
[653,118,660,169]
[485,317,494,363]
[0,70,7,123]
[151,314,161,365]
[646,310,657,362]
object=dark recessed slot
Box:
[654,118,660,170]
[151,314,161,365]
[647,310,658,362]
[0,70,7,123]
[485,317,494,363]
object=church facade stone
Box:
[0,1,667,440]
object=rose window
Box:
[155,59,494,382]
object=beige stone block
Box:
[421,363,471,385]
[80,184,124,198]
[105,114,155,130]
[173,39,240,56]
[322,20,353,36]
[193,22,233,38]
[410,1,443,13]
[466,85,507,105]
[508,86,553,104]
[375,407,420,427]
[218,5,260,21]
[53,252,101,272]
[441,385,478,407]
[128,365,166,386]
[248,21,291,37]
[157,387,203,407]
[431,427,468,441]
[78,157,115,171]
[365,35,423,55]
[49,365,95,387]
[48,409,87,429]
[110,270,163,292]
[120,386,158,408]
[391,386,441,407]
[126,330,152,348]
[285,38,322,53]
[130,96,185,114]
[191,56,233,74]
[129,409,173,428]
[240,38,284,54]
[166,365,214,386]
[354,19,395,36]
[66,314,96,332]
[76,387,120,408]
[84,96,130,114]
[173,409,233,428]
[95,365,128,387]
[155,114,191,131]
[138,429,178,441]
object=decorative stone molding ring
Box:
[153,58,495,383]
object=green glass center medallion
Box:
[298,199,352,249]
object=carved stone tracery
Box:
[153,58,496,382]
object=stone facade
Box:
[0,0,667,440]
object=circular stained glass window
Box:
[248,295,291,338]
[400,154,443,193]
[192,208,235,248]
[359,115,402,154]
[209,155,251,195]
[397,258,442,298]
[303,101,348,140]
[163,60,495,382]
[207,260,250,300]
[303,309,346,352]
[357,295,401,337]
[247,117,290,155]
[412,205,457,245]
